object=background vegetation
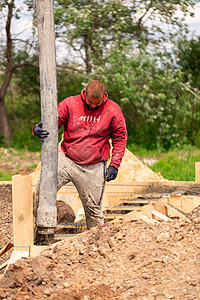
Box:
[0,0,200,181]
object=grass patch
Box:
[127,144,200,181]
[0,170,12,181]
[148,148,200,181]
[127,143,163,157]
[29,164,38,169]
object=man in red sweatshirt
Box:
[33,80,127,229]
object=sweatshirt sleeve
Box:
[110,107,127,169]
[58,98,69,128]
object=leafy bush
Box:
[95,47,200,150]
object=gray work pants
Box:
[34,149,106,229]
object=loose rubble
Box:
[1,147,200,299]
[1,217,200,299]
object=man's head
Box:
[85,80,105,110]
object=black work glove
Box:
[33,121,49,142]
[105,166,118,182]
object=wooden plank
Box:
[152,210,171,221]
[0,259,9,270]
[167,195,200,214]
[120,193,170,199]
[12,174,34,247]
[7,250,29,269]
[31,180,198,219]
[181,196,195,214]
[119,199,157,204]
[191,196,200,210]
[123,210,141,221]
[165,203,189,220]
[104,214,125,220]
[123,203,155,221]
[195,162,200,183]
[32,180,196,189]
[154,197,167,216]
[14,246,29,251]
[105,206,142,211]
[56,223,87,229]
[168,196,182,210]
[29,246,48,257]
[0,243,13,257]
[140,215,160,224]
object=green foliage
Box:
[13,51,40,98]
[10,126,41,152]
[54,0,195,71]
[0,0,199,152]
[127,143,163,157]
[57,66,85,101]
[176,36,200,89]
[94,46,200,149]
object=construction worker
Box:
[33,80,127,229]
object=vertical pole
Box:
[36,0,58,235]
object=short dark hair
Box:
[86,80,105,99]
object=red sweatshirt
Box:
[58,88,127,169]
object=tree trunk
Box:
[0,99,12,141]
[36,0,58,236]
[0,0,15,142]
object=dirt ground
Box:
[0,184,75,273]
[0,185,13,271]
[1,147,200,299]
[1,184,200,299]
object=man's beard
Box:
[86,103,101,110]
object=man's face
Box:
[85,93,104,110]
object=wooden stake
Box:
[12,174,33,246]
[195,162,200,183]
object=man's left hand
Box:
[105,166,118,182]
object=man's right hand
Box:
[33,121,49,142]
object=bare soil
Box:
[1,184,200,299]
[1,216,200,299]
[0,185,75,273]
[0,185,13,271]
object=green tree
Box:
[175,36,200,145]
[176,36,200,89]
[93,47,200,149]
[0,0,37,142]
[54,0,196,73]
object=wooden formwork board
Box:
[12,175,34,247]
[5,179,200,224]
[105,206,143,211]
[5,246,48,270]
[195,162,200,183]
[104,214,125,220]
[165,203,188,220]
[31,180,200,221]
[166,195,200,214]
